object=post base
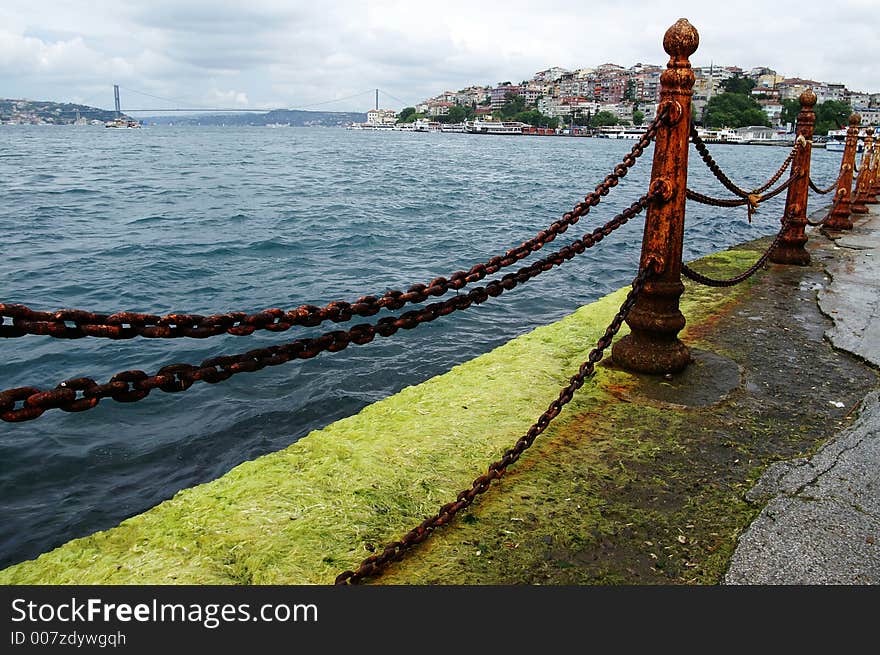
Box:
[824,215,854,230]
[769,246,811,266]
[611,332,691,375]
[851,202,868,214]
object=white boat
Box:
[824,128,864,153]
[346,122,394,131]
[464,119,525,135]
[596,125,648,139]
[412,118,442,132]
[694,127,746,144]
[105,117,141,129]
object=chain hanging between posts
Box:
[0,195,655,423]
[690,126,799,199]
[806,187,848,227]
[681,215,792,287]
[0,112,668,343]
[809,175,840,195]
[334,264,655,585]
[686,175,794,223]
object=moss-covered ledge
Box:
[1,247,764,585]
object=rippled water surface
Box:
[0,125,842,567]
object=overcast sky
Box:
[1,0,877,113]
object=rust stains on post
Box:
[825,113,861,230]
[769,89,816,266]
[866,135,879,203]
[851,128,875,214]
[611,18,698,375]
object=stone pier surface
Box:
[2,207,879,585]
[725,209,880,584]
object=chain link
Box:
[0,195,654,422]
[681,221,787,287]
[686,175,794,223]
[806,187,847,226]
[809,175,840,195]
[1,113,667,344]
[334,264,655,585]
[690,126,799,199]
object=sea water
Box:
[0,125,842,567]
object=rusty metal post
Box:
[872,137,880,197]
[851,128,875,214]
[866,137,879,203]
[611,18,698,375]
[769,89,816,265]
[825,113,861,230]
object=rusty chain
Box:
[0,195,654,423]
[809,175,840,195]
[0,112,666,343]
[334,264,654,585]
[806,187,847,226]
[681,219,788,288]
[690,126,798,199]
[685,175,794,223]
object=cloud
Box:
[0,0,877,110]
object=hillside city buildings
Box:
[388,64,880,129]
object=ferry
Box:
[104,117,141,129]
[464,120,526,135]
[824,128,864,153]
[596,125,648,139]
[693,127,746,144]
[412,118,442,133]
[346,122,394,131]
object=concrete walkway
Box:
[724,207,880,584]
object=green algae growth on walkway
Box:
[1,244,831,585]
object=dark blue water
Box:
[0,125,841,567]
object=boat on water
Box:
[595,125,648,140]
[693,127,746,144]
[824,128,864,153]
[464,120,526,135]
[346,122,394,131]
[412,118,442,133]
[105,117,141,129]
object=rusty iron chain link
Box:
[0,112,667,344]
[686,175,795,222]
[333,264,655,585]
[806,187,847,226]
[0,195,654,423]
[808,175,840,195]
[690,126,798,199]
[681,215,791,287]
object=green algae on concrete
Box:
[0,247,768,585]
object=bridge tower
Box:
[114,84,121,117]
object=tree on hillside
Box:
[397,107,416,123]
[499,93,527,118]
[632,109,645,126]
[814,100,851,135]
[703,92,769,128]
[779,98,851,134]
[720,74,756,96]
[780,99,800,127]
[512,109,559,129]
[590,110,618,127]
[436,104,475,124]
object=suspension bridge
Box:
[97,85,408,115]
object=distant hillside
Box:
[142,109,367,127]
[1,98,122,125]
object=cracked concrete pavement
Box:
[724,206,880,584]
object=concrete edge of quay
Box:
[2,205,878,585]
